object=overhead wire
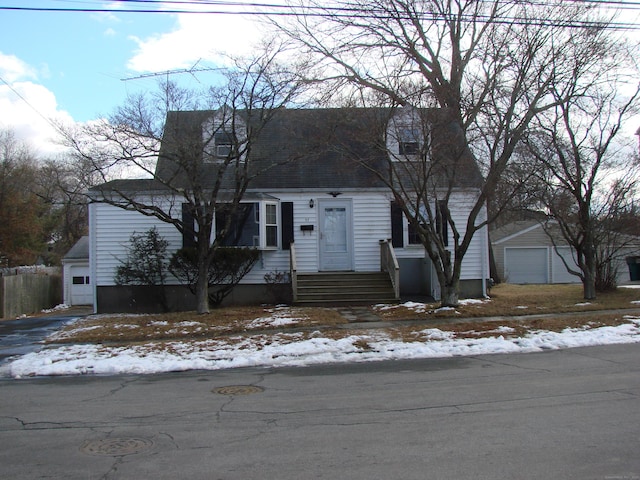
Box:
[0,0,639,31]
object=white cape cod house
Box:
[88,108,490,313]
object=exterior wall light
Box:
[309,199,314,208]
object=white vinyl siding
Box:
[394,190,488,282]
[91,201,183,287]
[504,247,548,284]
[552,247,580,283]
[91,190,489,292]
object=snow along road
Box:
[3,304,640,378]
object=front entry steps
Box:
[294,272,398,305]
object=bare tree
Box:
[62,45,309,313]
[274,0,620,305]
[524,78,640,299]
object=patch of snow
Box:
[434,307,459,314]
[41,304,69,314]
[514,305,529,309]
[575,302,592,307]
[459,299,489,306]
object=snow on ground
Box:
[4,312,640,378]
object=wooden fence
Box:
[0,268,62,319]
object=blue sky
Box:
[2,8,175,120]
[0,1,264,155]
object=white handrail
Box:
[380,239,400,300]
[290,242,298,303]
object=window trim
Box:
[260,201,279,250]
[210,200,280,250]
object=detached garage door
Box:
[69,265,92,305]
[504,247,548,284]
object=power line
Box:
[1,0,639,30]
[0,76,61,132]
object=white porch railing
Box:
[380,239,400,300]
[290,242,298,303]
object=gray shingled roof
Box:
[94,107,483,194]
[63,236,89,260]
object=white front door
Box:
[319,199,353,271]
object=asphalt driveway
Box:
[0,307,91,364]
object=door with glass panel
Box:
[318,199,353,271]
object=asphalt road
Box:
[1,344,639,480]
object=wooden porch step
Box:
[295,272,397,305]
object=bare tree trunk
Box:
[440,282,460,307]
[195,240,211,314]
[195,266,210,314]
[582,242,597,300]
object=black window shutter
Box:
[182,203,196,248]
[437,200,449,247]
[281,202,294,250]
[390,201,404,248]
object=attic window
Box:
[214,131,233,158]
[398,128,420,156]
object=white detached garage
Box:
[62,236,93,305]
[492,221,580,285]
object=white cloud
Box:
[0,54,74,156]
[0,52,37,83]
[127,13,265,73]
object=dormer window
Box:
[398,127,421,156]
[214,131,233,158]
[387,107,429,161]
[203,112,247,163]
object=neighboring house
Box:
[89,108,490,313]
[491,221,640,284]
[62,236,92,305]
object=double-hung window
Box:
[214,131,233,158]
[398,127,420,156]
[183,200,284,250]
[263,202,278,249]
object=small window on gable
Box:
[398,127,421,156]
[202,113,247,163]
[214,131,233,158]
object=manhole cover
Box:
[213,385,264,395]
[81,437,154,456]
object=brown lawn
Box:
[48,283,640,345]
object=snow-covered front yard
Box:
[4,298,640,378]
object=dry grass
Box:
[387,312,635,343]
[374,284,640,321]
[48,306,346,345]
[48,284,640,346]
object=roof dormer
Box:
[202,109,248,163]
[386,107,430,162]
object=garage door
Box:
[552,247,580,283]
[69,265,92,305]
[504,247,548,284]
